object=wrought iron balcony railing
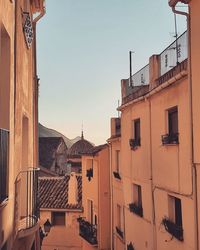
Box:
[77,217,97,245]
[162,218,183,241]
[127,242,135,250]
[129,203,143,217]
[129,138,141,150]
[0,129,9,204]
[161,133,179,145]
[86,168,93,181]
[15,168,40,233]
[116,226,124,238]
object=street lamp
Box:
[40,219,52,246]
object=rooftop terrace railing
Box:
[160,31,187,76]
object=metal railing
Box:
[15,168,40,231]
[162,218,183,241]
[161,133,179,145]
[129,138,141,150]
[129,203,143,217]
[0,129,9,204]
[77,217,97,245]
[160,31,187,76]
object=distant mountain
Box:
[39,123,81,148]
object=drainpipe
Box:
[170,2,199,250]
[32,5,45,167]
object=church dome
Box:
[67,133,93,158]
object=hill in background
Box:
[39,123,81,148]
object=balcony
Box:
[129,203,143,217]
[86,168,93,181]
[162,218,183,241]
[77,217,97,245]
[15,168,40,238]
[0,129,9,204]
[129,138,141,150]
[116,226,123,238]
[162,133,179,145]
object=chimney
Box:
[68,172,78,204]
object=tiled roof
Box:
[39,137,67,169]
[67,138,93,158]
[39,175,82,210]
[82,144,108,156]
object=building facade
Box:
[0,0,45,249]
[107,118,125,250]
[118,20,196,250]
[78,144,111,250]
[39,174,83,250]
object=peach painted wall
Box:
[40,210,82,250]
[81,146,111,250]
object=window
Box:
[115,150,120,172]
[0,129,9,203]
[116,204,123,238]
[129,184,143,217]
[130,119,141,150]
[134,119,140,142]
[162,106,179,145]
[168,107,178,136]
[52,212,65,226]
[168,196,182,228]
[87,199,93,224]
[162,196,183,241]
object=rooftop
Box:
[39,175,82,210]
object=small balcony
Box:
[77,217,97,245]
[116,226,123,238]
[129,138,141,150]
[15,168,40,238]
[162,218,183,241]
[129,203,143,217]
[86,168,93,181]
[161,133,179,145]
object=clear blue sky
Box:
[37,0,186,145]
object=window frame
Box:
[52,211,66,226]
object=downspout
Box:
[170,3,198,250]
[108,141,114,250]
[32,6,45,167]
[148,98,157,250]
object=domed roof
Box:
[67,132,93,158]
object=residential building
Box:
[39,173,83,250]
[39,137,68,175]
[0,0,45,249]
[119,29,195,249]
[107,118,125,250]
[78,144,111,250]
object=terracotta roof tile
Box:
[39,175,82,210]
[82,143,108,156]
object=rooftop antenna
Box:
[129,51,134,87]
[174,13,179,65]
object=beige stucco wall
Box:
[0,0,43,249]
[81,147,111,250]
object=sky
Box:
[37,0,186,145]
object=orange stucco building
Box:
[107,118,125,250]
[0,0,45,249]
[79,144,111,250]
[111,0,200,249]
